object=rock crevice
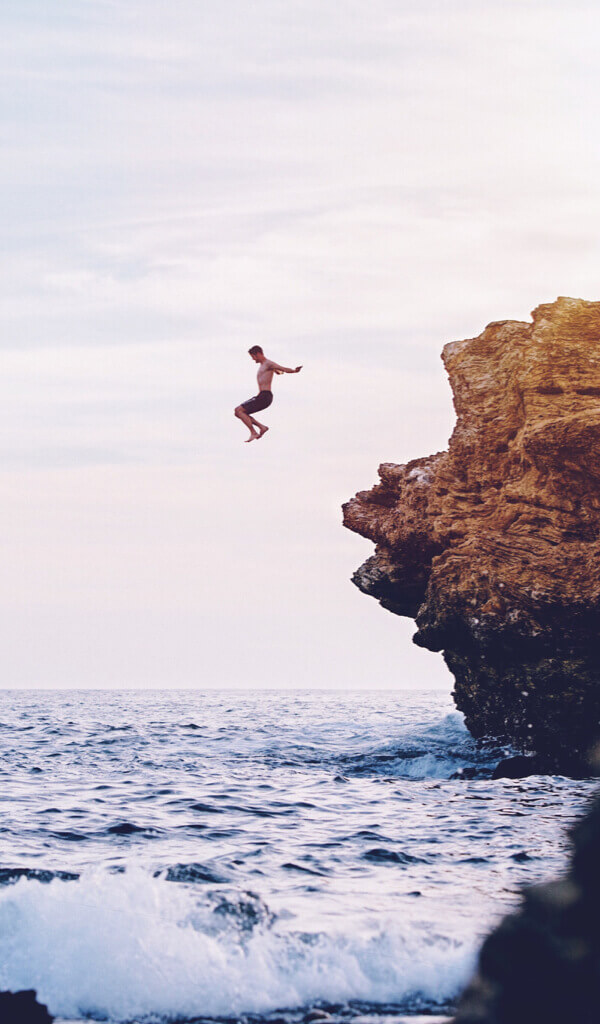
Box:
[343,298,600,771]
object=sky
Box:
[2,0,600,689]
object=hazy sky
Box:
[3,0,600,688]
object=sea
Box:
[0,689,595,1024]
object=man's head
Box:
[248,345,265,363]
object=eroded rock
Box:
[343,297,600,770]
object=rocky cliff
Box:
[343,297,600,772]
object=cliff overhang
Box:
[343,298,600,773]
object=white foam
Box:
[0,870,476,1022]
[422,711,469,743]
[363,712,488,781]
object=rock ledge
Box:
[343,297,600,771]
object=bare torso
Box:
[257,360,277,391]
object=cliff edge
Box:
[343,297,600,772]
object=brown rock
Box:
[343,297,600,771]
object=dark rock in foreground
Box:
[453,791,600,1023]
[0,991,53,1023]
[343,297,600,772]
[490,753,591,780]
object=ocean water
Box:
[0,689,594,1024]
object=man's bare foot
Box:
[245,432,259,443]
[257,426,269,440]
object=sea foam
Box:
[0,869,475,1022]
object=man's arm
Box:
[267,360,302,374]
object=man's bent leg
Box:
[235,405,259,441]
[248,414,269,438]
[254,419,269,438]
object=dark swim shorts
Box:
[240,390,273,414]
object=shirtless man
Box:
[235,346,302,442]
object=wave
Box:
[0,867,79,886]
[332,713,505,781]
[0,869,475,1022]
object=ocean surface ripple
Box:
[0,689,594,1024]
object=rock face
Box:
[453,788,600,1023]
[343,297,600,771]
[0,991,53,1023]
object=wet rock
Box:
[0,990,53,1023]
[343,297,600,772]
[491,755,545,779]
[453,793,600,1023]
[210,890,276,932]
[451,766,485,780]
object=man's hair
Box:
[248,345,263,356]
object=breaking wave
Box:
[0,870,474,1022]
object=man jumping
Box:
[235,346,302,442]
